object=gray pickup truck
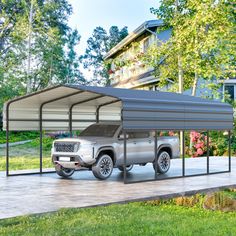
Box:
[51,123,180,180]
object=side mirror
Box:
[118,133,129,140]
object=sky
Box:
[68,0,160,56]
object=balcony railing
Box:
[110,62,152,85]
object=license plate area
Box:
[59,157,71,162]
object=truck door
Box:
[129,132,154,164]
[117,131,153,165]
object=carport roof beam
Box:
[96,99,121,123]
[69,94,105,134]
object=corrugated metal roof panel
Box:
[2,85,233,131]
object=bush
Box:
[144,189,236,212]
[189,131,207,157]
[0,131,40,144]
[25,137,54,152]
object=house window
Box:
[224,85,234,100]
[143,37,150,52]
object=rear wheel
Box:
[153,151,170,174]
[92,154,113,180]
[118,165,133,172]
[56,165,75,178]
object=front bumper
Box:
[54,160,81,169]
[52,153,94,169]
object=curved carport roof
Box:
[3,84,233,131]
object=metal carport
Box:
[3,85,233,183]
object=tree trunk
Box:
[27,1,33,94]
[178,55,184,156]
[178,55,184,93]
[192,71,198,96]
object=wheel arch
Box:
[157,144,173,158]
[96,146,116,164]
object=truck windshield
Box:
[79,124,120,137]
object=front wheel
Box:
[153,151,170,174]
[56,165,75,178]
[118,165,133,172]
[92,154,113,180]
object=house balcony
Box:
[109,63,151,85]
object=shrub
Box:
[0,131,40,144]
[189,131,208,157]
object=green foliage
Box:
[26,136,54,152]
[146,189,236,211]
[0,131,39,144]
[209,131,227,156]
[81,26,128,86]
[209,119,236,156]
[224,189,236,200]
[0,131,54,153]
[146,0,236,93]
[0,0,85,110]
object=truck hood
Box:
[54,136,114,144]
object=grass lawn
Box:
[0,137,53,170]
[0,202,236,236]
[0,156,53,170]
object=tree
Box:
[0,0,28,107]
[145,0,235,96]
[0,0,85,108]
[24,0,85,91]
[148,0,235,152]
[81,26,128,86]
[65,29,86,85]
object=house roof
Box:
[103,20,164,60]
[3,85,233,131]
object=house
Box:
[104,20,235,100]
[224,79,236,101]
[104,20,171,90]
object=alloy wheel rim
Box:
[159,153,170,171]
[100,157,112,176]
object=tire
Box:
[153,151,171,174]
[92,154,113,180]
[118,165,133,172]
[55,165,75,178]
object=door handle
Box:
[133,141,136,144]
[148,140,152,143]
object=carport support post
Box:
[182,130,185,176]
[39,105,43,174]
[229,130,231,172]
[154,131,158,179]
[96,107,99,123]
[123,130,127,184]
[6,104,9,176]
[69,107,72,137]
[39,91,84,173]
[207,131,209,174]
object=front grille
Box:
[54,142,79,152]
